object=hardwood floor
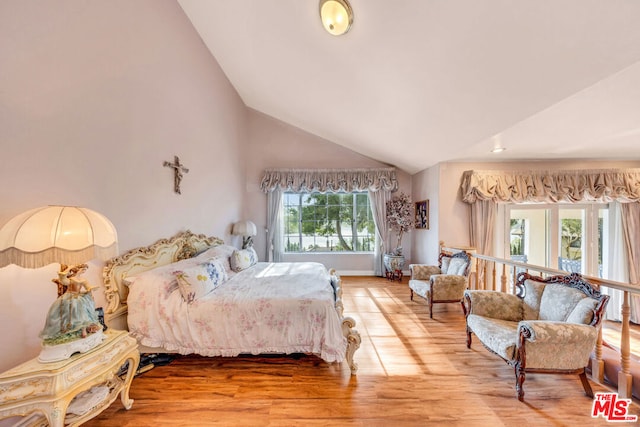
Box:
[89,276,638,426]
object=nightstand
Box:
[0,329,139,427]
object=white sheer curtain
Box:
[602,202,628,321]
[368,189,391,276]
[265,188,284,262]
[260,168,399,265]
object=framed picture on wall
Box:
[415,200,429,229]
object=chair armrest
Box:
[518,321,597,345]
[409,264,441,280]
[517,321,598,370]
[464,290,522,321]
[431,274,466,287]
[430,274,467,300]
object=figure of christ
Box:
[163,155,189,194]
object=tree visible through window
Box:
[283,192,375,252]
[510,218,525,256]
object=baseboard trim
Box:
[339,270,410,276]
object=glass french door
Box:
[505,203,609,277]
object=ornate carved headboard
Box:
[102,230,224,329]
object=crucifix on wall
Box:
[163,155,189,194]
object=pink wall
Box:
[244,110,413,273]
[0,0,414,374]
[0,0,247,371]
[411,165,441,265]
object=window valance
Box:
[260,168,398,193]
[461,168,640,204]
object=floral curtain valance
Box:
[461,168,640,204]
[260,168,399,193]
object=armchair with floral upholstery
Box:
[464,272,609,401]
[409,251,471,318]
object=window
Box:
[504,203,609,277]
[283,192,375,253]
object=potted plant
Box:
[386,192,414,256]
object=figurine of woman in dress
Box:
[40,264,102,345]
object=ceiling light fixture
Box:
[491,147,506,153]
[319,0,353,36]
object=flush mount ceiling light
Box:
[491,147,507,153]
[319,0,353,36]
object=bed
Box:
[102,230,361,374]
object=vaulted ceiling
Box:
[178,0,640,174]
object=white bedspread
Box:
[127,262,347,362]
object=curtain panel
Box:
[368,189,392,277]
[265,189,284,262]
[461,169,640,204]
[260,168,398,193]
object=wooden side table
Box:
[383,254,405,282]
[386,269,403,282]
[0,329,139,427]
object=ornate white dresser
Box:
[0,329,139,426]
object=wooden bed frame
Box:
[102,230,362,374]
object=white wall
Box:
[244,110,413,273]
[0,0,247,371]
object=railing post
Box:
[500,263,507,293]
[482,262,487,291]
[491,263,496,291]
[592,327,605,384]
[618,290,633,398]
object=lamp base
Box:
[242,236,254,249]
[38,330,106,363]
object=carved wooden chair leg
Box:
[410,289,414,301]
[515,365,526,401]
[428,296,433,319]
[579,370,594,398]
[460,300,466,316]
[465,328,472,348]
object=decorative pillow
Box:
[522,280,546,320]
[566,296,598,325]
[440,256,451,274]
[447,257,467,276]
[230,247,258,272]
[195,244,236,272]
[173,259,228,304]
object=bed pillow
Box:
[173,258,228,304]
[123,255,203,294]
[230,247,258,272]
[124,244,234,288]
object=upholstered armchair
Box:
[409,251,471,318]
[464,272,609,401]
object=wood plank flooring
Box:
[88,276,639,426]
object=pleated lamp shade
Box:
[0,206,118,269]
[231,220,257,237]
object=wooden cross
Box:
[163,155,189,194]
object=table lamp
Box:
[0,205,118,362]
[231,220,257,249]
